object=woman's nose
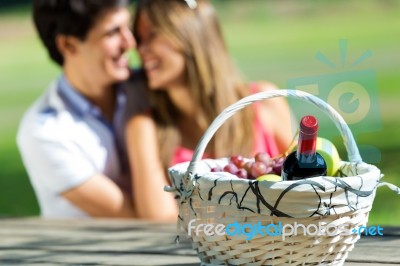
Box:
[138,41,149,57]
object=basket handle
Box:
[187,89,362,174]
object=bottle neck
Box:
[296,130,317,164]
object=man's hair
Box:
[33,0,129,66]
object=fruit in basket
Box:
[235,168,248,179]
[250,161,271,178]
[212,152,286,180]
[230,155,245,168]
[223,163,239,175]
[256,174,282,182]
[316,137,341,176]
[210,166,223,172]
[243,161,253,173]
[271,157,284,175]
[255,152,272,166]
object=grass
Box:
[0,0,399,223]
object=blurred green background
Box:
[0,1,399,224]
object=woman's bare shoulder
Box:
[252,81,294,151]
[252,81,279,91]
[251,81,286,109]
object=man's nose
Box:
[121,28,136,49]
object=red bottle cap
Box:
[300,115,318,134]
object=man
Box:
[17,0,137,218]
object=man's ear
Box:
[56,35,80,58]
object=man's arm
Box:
[62,174,135,218]
[17,121,136,218]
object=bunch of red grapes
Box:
[211,152,285,179]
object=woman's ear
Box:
[55,34,79,58]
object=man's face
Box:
[75,8,135,86]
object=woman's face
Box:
[136,12,186,90]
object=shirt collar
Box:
[58,75,94,117]
[57,75,126,119]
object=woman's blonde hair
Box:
[133,0,255,168]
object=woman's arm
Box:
[256,82,295,153]
[125,113,178,222]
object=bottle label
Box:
[297,132,317,164]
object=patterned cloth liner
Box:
[168,158,382,218]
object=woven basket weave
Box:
[166,90,385,266]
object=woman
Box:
[126,0,293,219]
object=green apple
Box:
[316,137,341,176]
[256,174,282,182]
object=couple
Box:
[17,0,293,220]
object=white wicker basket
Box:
[166,90,389,266]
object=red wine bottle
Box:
[282,115,327,181]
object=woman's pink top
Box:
[170,85,280,166]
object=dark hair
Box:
[33,0,129,66]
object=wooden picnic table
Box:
[0,218,399,265]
